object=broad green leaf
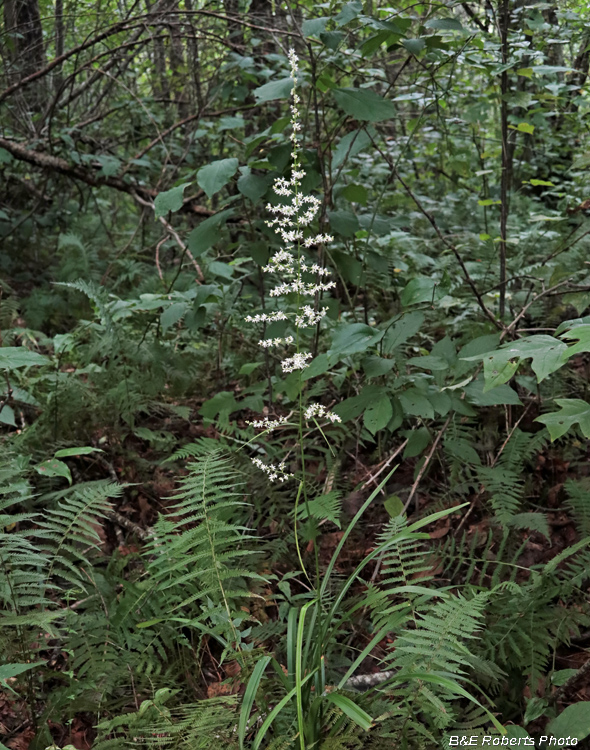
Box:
[399,389,434,420]
[154,182,191,218]
[463,335,568,391]
[302,17,329,37]
[334,386,382,421]
[551,669,578,686]
[0,661,45,681]
[332,128,374,168]
[332,87,396,122]
[516,121,535,134]
[197,158,239,199]
[383,312,424,353]
[384,495,404,517]
[0,347,49,370]
[547,702,590,741]
[253,77,294,103]
[400,277,446,306]
[54,446,102,458]
[160,302,188,332]
[328,210,360,237]
[464,380,522,406]
[335,1,362,26]
[237,170,268,203]
[0,405,16,427]
[406,355,449,371]
[239,362,262,375]
[535,399,590,441]
[402,38,426,55]
[364,394,393,434]
[362,355,395,377]
[330,323,384,356]
[187,209,234,256]
[424,17,463,31]
[560,324,590,356]
[34,459,72,484]
[403,426,431,458]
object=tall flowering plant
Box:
[246,49,340,484]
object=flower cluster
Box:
[258,336,294,348]
[245,48,340,481]
[251,456,293,482]
[245,415,290,432]
[304,404,341,424]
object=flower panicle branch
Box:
[245,48,340,481]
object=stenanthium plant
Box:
[246,48,340,484]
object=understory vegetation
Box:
[3,0,590,747]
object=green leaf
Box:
[197,158,239,199]
[403,426,431,458]
[400,277,446,306]
[535,399,590,441]
[0,347,49,370]
[399,389,434,420]
[335,1,362,26]
[54,446,102,458]
[384,495,405,517]
[332,87,396,122]
[324,692,373,731]
[253,77,294,103]
[0,661,45,681]
[464,380,522,406]
[383,312,424,353]
[187,209,234,256]
[328,210,360,237]
[160,302,188,332]
[237,170,268,203]
[332,128,374,169]
[551,669,578,686]
[341,183,367,205]
[463,335,568,391]
[364,394,393,434]
[547,702,590,741]
[34,459,72,484]
[362,355,395,377]
[402,38,426,55]
[302,17,329,38]
[330,323,384,356]
[424,17,463,31]
[239,362,262,375]
[154,182,191,218]
[0,406,16,427]
[406,355,449,371]
[516,121,535,134]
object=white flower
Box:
[258,336,294,348]
[246,415,290,431]
[245,311,288,323]
[251,456,293,482]
[295,305,328,327]
[281,352,312,373]
[304,403,341,423]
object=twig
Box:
[155,234,169,283]
[550,656,590,705]
[404,415,452,513]
[360,439,409,490]
[366,134,502,330]
[132,192,204,281]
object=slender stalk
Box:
[499,0,512,319]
